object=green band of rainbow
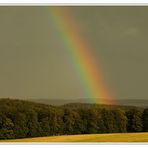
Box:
[49,7,115,104]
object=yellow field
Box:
[0,133,148,142]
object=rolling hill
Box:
[23,98,148,107]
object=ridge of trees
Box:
[0,99,148,140]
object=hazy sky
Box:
[0,6,148,100]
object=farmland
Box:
[1,133,148,142]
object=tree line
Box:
[0,99,148,139]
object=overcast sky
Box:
[0,6,148,100]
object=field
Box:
[0,133,148,142]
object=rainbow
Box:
[49,7,115,105]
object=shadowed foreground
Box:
[0,133,148,142]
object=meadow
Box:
[0,133,148,142]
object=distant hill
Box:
[23,98,148,107]
[116,99,148,107]
[24,98,87,106]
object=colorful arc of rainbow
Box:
[49,7,114,104]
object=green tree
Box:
[126,109,143,132]
[87,109,99,134]
[13,112,29,138]
[112,109,127,133]
[0,116,15,139]
[38,110,51,136]
[101,109,114,133]
[143,108,148,131]
[63,108,76,135]
[26,110,42,137]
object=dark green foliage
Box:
[126,109,143,132]
[143,108,148,131]
[0,99,147,140]
[48,111,59,135]
[0,115,15,139]
[26,110,42,137]
[112,109,127,133]
[63,108,76,135]
[101,109,115,133]
[38,111,51,136]
[86,109,100,134]
[12,112,29,138]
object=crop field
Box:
[0,132,148,142]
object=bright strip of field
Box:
[0,132,148,142]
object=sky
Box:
[0,6,148,100]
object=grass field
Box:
[0,132,148,142]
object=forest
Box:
[0,98,148,140]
